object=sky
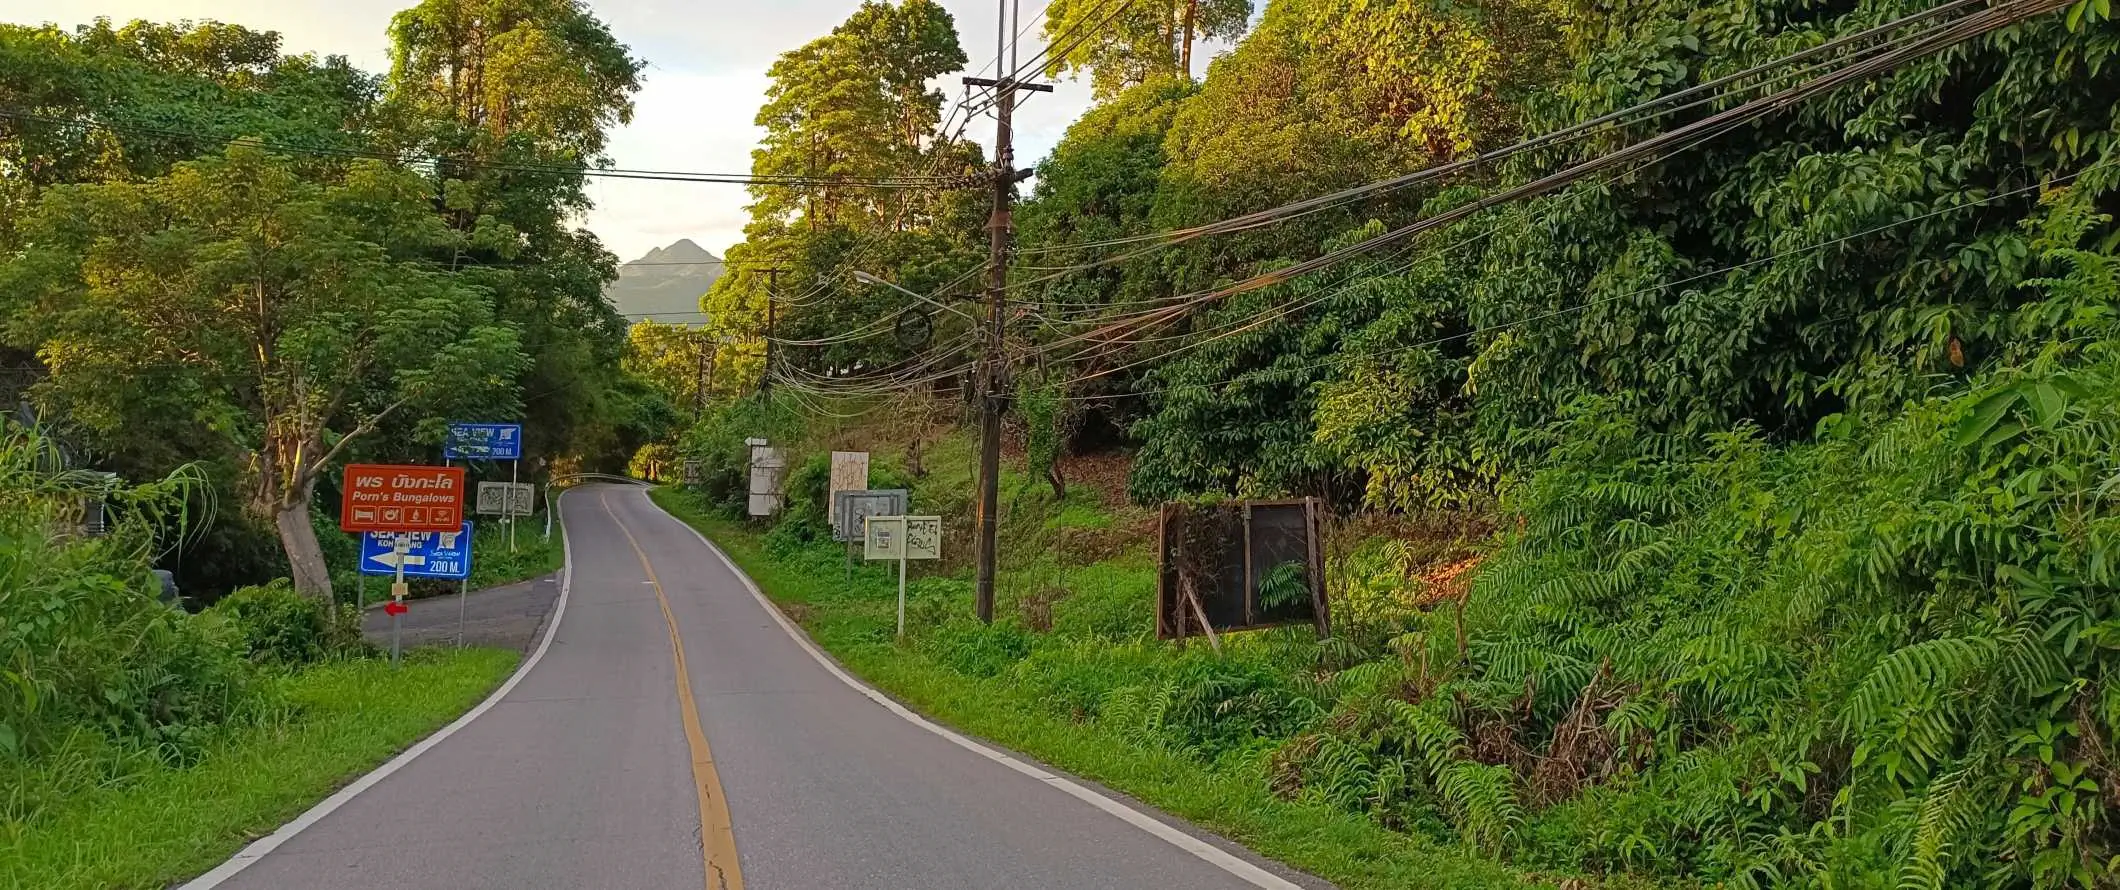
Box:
[14,0,1105,262]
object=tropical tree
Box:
[383,0,642,466]
[707,0,985,393]
[1039,0,1254,96]
[0,144,526,600]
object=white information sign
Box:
[747,445,786,517]
[863,515,942,638]
[475,482,535,516]
[829,451,870,500]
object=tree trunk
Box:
[1180,0,1199,79]
[1045,456,1066,499]
[275,497,335,603]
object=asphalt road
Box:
[201,484,1326,890]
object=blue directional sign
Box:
[359,522,474,579]
[444,422,523,460]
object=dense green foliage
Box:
[0,424,260,823]
[677,0,2120,886]
[705,0,988,385]
[0,7,652,599]
[211,580,347,665]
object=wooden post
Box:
[1184,575,1222,656]
[1241,502,1256,625]
[1306,496,1331,638]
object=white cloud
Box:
[11,1,1111,261]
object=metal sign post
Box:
[359,522,473,662]
[390,535,408,669]
[865,515,942,638]
[509,458,519,552]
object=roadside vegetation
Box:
[0,423,522,890]
[653,0,2120,887]
[0,6,673,606]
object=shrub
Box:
[211,580,330,665]
[0,423,266,775]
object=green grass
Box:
[650,485,1554,890]
[0,647,520,890]
[467,514,564,590]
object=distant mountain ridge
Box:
[605,238,721,326]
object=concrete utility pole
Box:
[963,59,1050,624]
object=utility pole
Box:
[760,267,782,397]
[964,61,1051,624]
[694,331,710,419]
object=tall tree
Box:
[384,0,642,467]
[0,20,375,248]
[707,0,983,392]
[0,145,526,600]
[747,0,970,230]
[1039,0,1253,97]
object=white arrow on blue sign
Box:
[445,422,523,460]
[359,522,473,579]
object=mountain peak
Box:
[627,239,720,268]
[607,238,723,326]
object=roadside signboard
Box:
[359,522,473,579]
[828,451,872,535]
[747,445,786,517]
[829,451,869,494]
[864,515,942,638]
[341,464,465,533]
[476,482,536,517]
[444,422,523,460]
[832,488,908,543]
[863,515,942,561]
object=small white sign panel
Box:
[864,515,942,561]
[748,447,786,517]
[475,482,535,516]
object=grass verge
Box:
[0,647,520,890]
[467,515,565,591]
[649,486,1552,890]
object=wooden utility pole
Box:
[760,267,782,397]
[695,333,709,418]
[963,65,1051,624]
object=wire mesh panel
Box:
[1156,498,1328,640]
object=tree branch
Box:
[285,387,425,501]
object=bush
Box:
[211,580,330,665]
[0,424,266,776]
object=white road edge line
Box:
[638,490,1306,890]
[178,488,581,890]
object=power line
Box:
[0,108,979,189]
[1044,0,2068,357]
[1007,0,1994,267]
[1062,157,2103,404]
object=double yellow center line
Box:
[600,493,745,890]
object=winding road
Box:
[186,484,1326,890]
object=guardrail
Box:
[541,473,652,539]
[550,472,652,488]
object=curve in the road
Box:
[601,492,745,890]
[179,484,1323,890]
